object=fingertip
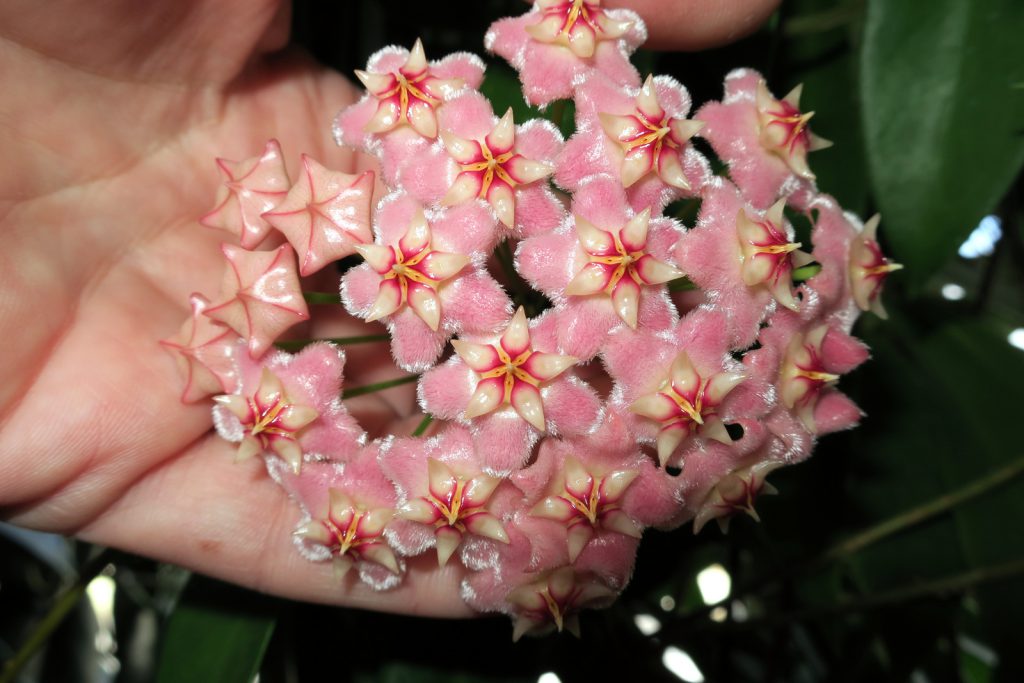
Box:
[606,0,782,51]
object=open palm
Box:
[0,0,777,618]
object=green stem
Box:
[303,292,342,305]
[0,548,116,683]
[814,455,1024,567]
[667,276,698,292]
[693,558,1024,632]
[412,414,433,437]
[343,375,419,398]
[678,455,1024,621]
[792,263,822,282]
[275,334,390,352]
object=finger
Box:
[606,0,782,51]
[77,433,474,617]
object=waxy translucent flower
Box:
[524,0,634,59]
[531,455,640,561]
[507,566,616,640]
[200,139,290,250]
[631,350,745,465]
[755,81,832,181]
[355,209,470,332]
[599,75,705,190]
[442,108,554,229]
[262,155,374,276]
[296,488,399,579]
[354,39,465,139]
[780,324,841,432]
[565,207,682,329]
[160,293,240,403]
[486,0,645,105]
[693,461,782,534]
[454,307,578,432]
[849,215,902,318]
[736,198,814,311]
[204,243,310,359]
[214,367,319,473]
[398,458,510,566]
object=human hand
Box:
[0,0,779,617]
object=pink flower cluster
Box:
[162,0,900,639]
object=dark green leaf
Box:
[860,0,1024,287]
[155,577,276,683]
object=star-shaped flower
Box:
[849,214,902,318]
[355,209,471,332]
[354,38,465,139]
[524,0,634,59]
[398,458,509,566]
[442,108,553,229]
[453,307,578,432]
[565,207,682,329]
[736,198,814,311]
[693,461,782,533]
[599,75,705,190]
[485,0,645,106]
[779,324,841,432]
[204,243,310,359]
[199,139,291,249]
[214,367,319,473]
[507,566,616,640]
[160,293,240,403]
[631,350,745,465]
[262,155,374,276]
[296,488,399,579]
[531,455,640,561]
[755,81,832,181]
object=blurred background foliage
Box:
[3,0,1023,681]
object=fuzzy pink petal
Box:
[438,90,496,141]
[514,184,569,239]
[418,359,476,420]
[515,230,577,296]
[471,412,539,476]
[431,51,486,89]
[440,271,514,335]
[389,308,448,372]
[431,201,501,254]
[542,376,602,436]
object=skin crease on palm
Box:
[0,0,780,618]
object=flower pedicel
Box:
[162,1,900,639]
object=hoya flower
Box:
[419,309,601,474]
[744,309,869,439]
[675,180,785,348]
[296,487,400,581]
[203,243,309,359]
[507,566,617,639]
[160,293,241,403]
[281,445,404,590]
[516,174,681,359]
[262,155,375,276]
[603,308,759,467]
[454,307,578,432]
[486,0,645,105]
[381,427,512,566]
[334,39,484,186]
[557,73,710,213]
[630,350,746,466]
[199,139,290,250]
[849,215,902,318]
[692,460,783,534]
[212,343,365,473]
[397,91,565,239]
[737,198,815,312]
[341,192,510,372]
[696,69,831,209]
